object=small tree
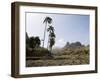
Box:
[34,37,41,48]
[29,37,36,48]
[29,36,41,49]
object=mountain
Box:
[63,41,84,49]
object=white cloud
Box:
[54,38,66,48]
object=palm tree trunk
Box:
[49,47,52,56]
[47,36,49,49]
[42,22,47,47]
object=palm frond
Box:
[43,16,52,24]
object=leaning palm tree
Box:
[43,16,52,47]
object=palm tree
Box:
[47,26,54,48]
[47,25,56,53]
[49,33,55,52]
[43,16,52,47]
[49,37,55,52]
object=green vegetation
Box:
[26,40,89,67]
[26,33,50,57]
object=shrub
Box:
[33,48,50,57]
[26,47,50,57]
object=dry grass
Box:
[26,51,89,67]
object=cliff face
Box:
[63,42,84,49]
[52,42,87,54]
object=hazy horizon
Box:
[26,12,90,48]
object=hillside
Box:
[26,41,89,67]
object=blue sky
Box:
[26,12,89,48]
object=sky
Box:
[26,12,89,48]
